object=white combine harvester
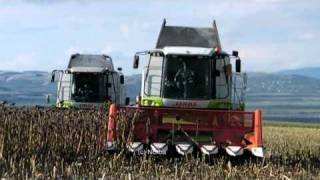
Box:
[106,20,264,158]
[51,54,127,108]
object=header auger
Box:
[105,20,264,158]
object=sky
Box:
[0,0,319,75]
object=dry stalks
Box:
[0,105,319,179]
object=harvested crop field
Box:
[0,106,319,179]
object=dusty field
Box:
[0,106,319,179]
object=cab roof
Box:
[67,54,114,73]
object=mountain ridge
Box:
[0,69,319,122]
[278,67,320,79]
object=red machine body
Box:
[106,104,263,157]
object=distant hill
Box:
[278,67,320,79]
[247,72,320,94]
[125,72,320,96]
[0,70,320,122]
[0,71,56,105]
[245,72,320,123]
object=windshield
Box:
[162,55,210,100]
[71,73,106,103]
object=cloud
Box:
[101,46,113,54]
[65,46,107,56]
[0,0,89,4]
[226,40,320,72]
[254,0,286,3]
[66,47,82,56]
[298,32,319,41]
[1,53,37,71]
[119,23,130,39]
[0,0,319,74]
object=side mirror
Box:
[236,58,241,73]
[51,74,55,82]
[232,50,239,57]
[133,55,139,69]
[120,75,124,84]
[125,97,130,105]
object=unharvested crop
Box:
[0,106,319,179]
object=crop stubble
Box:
[0,106,319,179]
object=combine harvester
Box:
[51,54,127,108]
[106,20,264,157]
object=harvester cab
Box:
[106,20,263,158]
[51,54,127,108]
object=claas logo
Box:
[175,101,197,108]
